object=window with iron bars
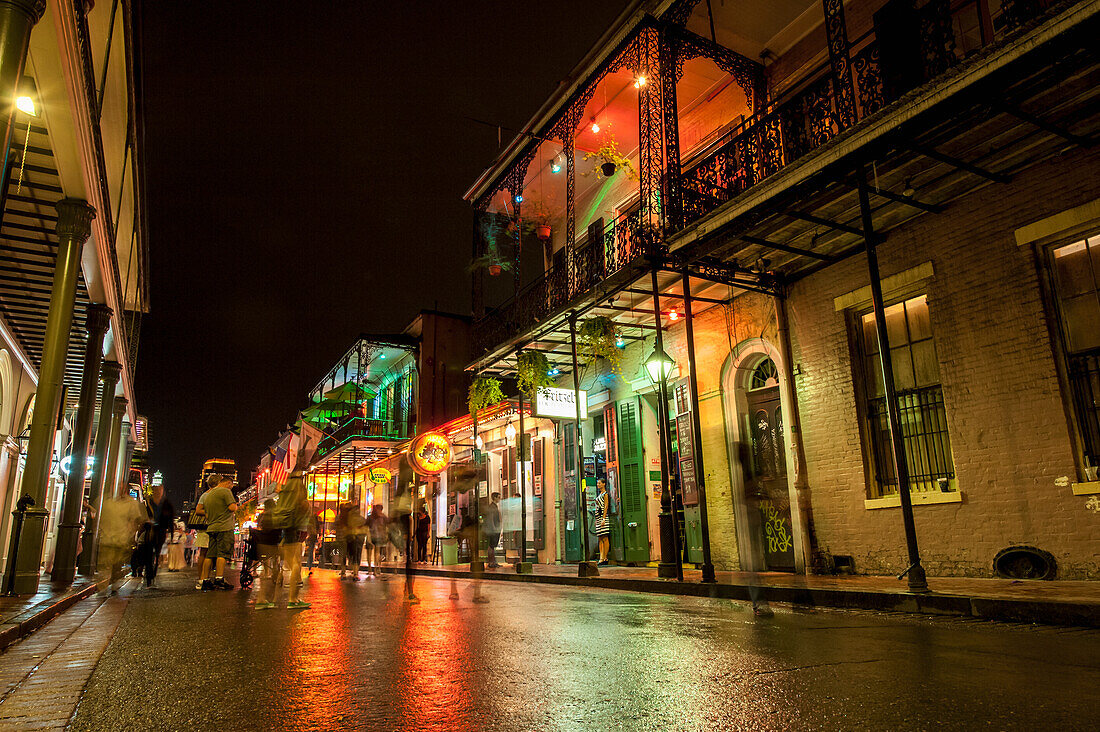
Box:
[1050,237,1100,471]
[858,295,956,498]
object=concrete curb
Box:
[0,581,103,652]
[378,566,1100,628]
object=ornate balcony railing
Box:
[474,209,647,354]
[315,416,412,459]
[675,0,1057,230]
[472,0,1060,358]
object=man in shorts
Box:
[198,474,238,590]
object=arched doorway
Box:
[721,341,798,572]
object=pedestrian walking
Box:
[252,498,284,609]
[166,519,186,571]
[342,504,365,580]
[259,470,311,609]
[138,484,174,588]
[188,503,209,585]
[485,492,502,568]
[365,504,387,578]
[97,494,144,595]
[197,474,238,590]
[415,506,430,563]
[595,478,611,565]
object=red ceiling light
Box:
[668,310,679,321]
[633,75,647,88]
[590,118,600,134]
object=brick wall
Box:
[783,145,1100,579]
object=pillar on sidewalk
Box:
[0,0,45,193]
[102,398,127,501]
[78,361,122,577]
[4,199,96,595]
[52,304,111,585]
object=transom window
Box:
[857,295,955,497]
[749,358,779,390]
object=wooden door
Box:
[745,387,795,571]
[617,398,649,563]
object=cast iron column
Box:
[680,273,716,582]
[51,303,111,584]
[652,268,683,581]
[102,397,128,500]
[569,314,597,577]
[5,199,96,595]
[515,374,530,573]
[0,0,45,193]
[78,360,121,577]
[858,170,928,593]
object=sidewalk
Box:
[374,561,1100,627]
[0,575,102,652]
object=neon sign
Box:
[408,432,452,476]
[369,467,392,484]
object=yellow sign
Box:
[369,467,392,484]
[408,432,452,476]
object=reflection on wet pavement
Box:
[70,571,1100,730]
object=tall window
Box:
[1051,237,1100,467]
[858,294,955,497]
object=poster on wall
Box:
[674,380,699,507]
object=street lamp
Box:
[16,76,38,117]
[644,344,675,383]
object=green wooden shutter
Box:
[617,399,649,563]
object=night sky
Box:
[135,2,630,502]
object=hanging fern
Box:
[468,375,504,418]
[578,316,622,376]
[516,351,555,402]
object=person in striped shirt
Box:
[594,479,611,565]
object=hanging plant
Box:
[516,351,555,402]
[583,132,639,181]
[469,214,513,276]
[578,316,623,375]
[522,197,561,242]
[468,375,504,418]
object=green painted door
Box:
[617,399,649,564]
[562,421,582,562]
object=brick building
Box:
[462,1,1099,580]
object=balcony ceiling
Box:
[685,0,820,60]
[676,16,1100,286]
[0,115,104,411]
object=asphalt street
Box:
[65,569,1099,731]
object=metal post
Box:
[569,314,598,577]
[0,0,46,194]
[858,170,928,593]
[515,379,531,573]
[52,304,111,584]
[680,273,716,583]
[652,268,683,581]
[5,199,95,595]
[469,404,484,572]
[78,360,121,577]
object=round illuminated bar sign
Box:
[368,467,392,485]
[408,432,452,476]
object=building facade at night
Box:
[0,1,151,593]
[462,0,1099,580]
[253,311,472,556]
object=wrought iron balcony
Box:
[471,0,1062,359]
[314,415,412,459]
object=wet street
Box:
[29,569,1089,731]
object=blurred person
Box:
[415,506,431,563]
[365,504,387,579]
[276,471,311,609]
[342,503,365,580]
[198,474,238,591]
[139,484,174,588]
[97,494,144,596]
[594,478,611,565]
[252,498,283,609]
[189,503,209,586]
[166,518,186,571]
[484,492,502,568]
